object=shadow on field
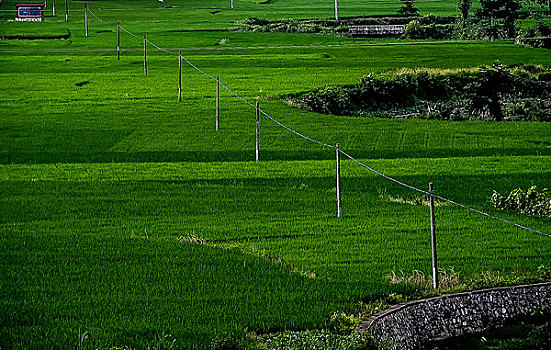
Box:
[3,147,551,164]
[3,172,551,226]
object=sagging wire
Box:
[94,11,551,239]
[119,24,141,39]
[87,8,118,26]
[339,150,551,238]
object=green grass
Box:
[1,0,551,348]
[1,229,340,348]
[2,43,551,165]
[2,157,551,348]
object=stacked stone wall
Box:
[349,25,405,36]
[355,282,551,350]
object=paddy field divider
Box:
[83,5,551,288]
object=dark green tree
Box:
[545,0,551,15]
[525,0,551,14]
[476,0,521,38]
[464,64,513,121]
[397,0,419,16]
[458,0,473,25]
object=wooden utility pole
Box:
[143,35,147,75]
[336,143,342,218]
[216,75,220,131]
[178,52,182,102]
[255,102,260,162]
[84,2,88,37]
[429,182,438,289]
[117,21,121,60]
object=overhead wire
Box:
[339,150,551,238]
[259,108,336,149]
[85,9,551,238]
[87,8,118,26]
[146,39,178,55]
[119,24,141,39]
[180,55,218,80]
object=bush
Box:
[289,65,551,120]
[528,320,551,349]
[327,311,363,334]
[538,265,551,280]
[261,330,376,350]
[517,20,551,49]
[418,14,456,25]
[404,20,422,39]
[211,330,255,350]
[298,86,354,115]
[242,17,270,27]
[452,16,523,41]
[237,15,457,38]
[397,0,419,16]
[524,101,551,121]
[490,185,551,218]
[421,23,454,39]
[404,16,455,39]
[539,72,551,82]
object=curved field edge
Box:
[2,43,551,165]
[1,0,551,348]
[1,156,550,347]
[0,233,340,349]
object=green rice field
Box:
[1,0,551,348]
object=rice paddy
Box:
[1,0,550,348]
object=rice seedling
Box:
[1,0,551,347]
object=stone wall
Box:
[355,282,551,350]
[349,25,405,37]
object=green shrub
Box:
[242,17,270,27]
[397,0,419,16]
[421,23,454,39]
[290,65,551,120]
[528,320,551,348]
[261,330,376,350]
[404,15,455,40]
[418,14,456,26]
[517,20,551,49]
[524,101,551,121]
[327,311,363,334]
[237,18,347,35]
[452,18,498,40]
[211,330,255,350]
[538,265,551,280]
[490,185,551,218]
[404,20,422,39]
[539,72,551,82]
[299,86,354,115]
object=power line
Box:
[87,8,118,26]
[119,24,141,39]
[339,150,551,238]
[85,10,551,239]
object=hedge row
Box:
[288,64,551,121]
